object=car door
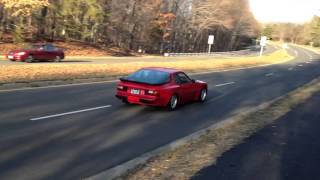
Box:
[43,44,56,60]
[174,73,196,103]
[32,45,45,60]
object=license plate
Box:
[128,96,139,102]
[8,55,14,59]
[131,89,140,95]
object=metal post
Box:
[260,45,264,57]
[208,44,212,54]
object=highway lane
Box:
[0,46,319,180]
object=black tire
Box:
[26,55,34,63]
[54,56,62,62]
[122,99,131,105]
[199,88,207,102]
[167,94,178,111]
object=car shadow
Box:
[125,90,223,113]
[34,60,92,63]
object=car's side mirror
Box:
[191,79,196,83]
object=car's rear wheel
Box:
[26,55,34,63]
[122,99,131,105]
[55,56,62,62]
[168,95,178,111]
[199,88,207,102]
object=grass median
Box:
[0,50,292,84]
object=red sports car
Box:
[6,43,65,63]
[116,67,208,110]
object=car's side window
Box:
[44,44,56,51]
[174,74,182,84]
[175,73,192,84]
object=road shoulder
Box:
[192,92,320,180]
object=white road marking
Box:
[288,68,294,71]
[207,94,227,103]
[301,49,313,59]
[294,50,298,57]
[30,105,112,121]
[215,82,235,87]
[0,80,119,93]
[298,64,303,67]
[265,73,274,77]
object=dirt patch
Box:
[0,50,292,84]
[116,77,320,180]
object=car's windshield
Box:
[125,69,170,85]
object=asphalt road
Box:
[192,92,320,180]
[0,46,319,180]
[0,45,277,65]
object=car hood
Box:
[195,80,206,84]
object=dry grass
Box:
[119,77,320,180]
[0,50,292,84]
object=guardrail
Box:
[164,52,220,57]
[163,46,263,57]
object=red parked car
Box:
[116,67,208,110]
[6,43,65,63]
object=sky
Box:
[249,0,320,23]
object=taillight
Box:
[17,52,26,56]
[146,90,159,96]
[117,85,127,91]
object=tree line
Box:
[0,0,260,53]
[262,16,320,47]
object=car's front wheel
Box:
[199,88,207,102]
[168,94,178,111]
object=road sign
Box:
[260,36,267,47]
[282,43,288,49]
[208,35,214,45]
[208,35,214,53]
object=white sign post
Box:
[208,35,214,53]
[282,43,288,49]
[260,36,267,57]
